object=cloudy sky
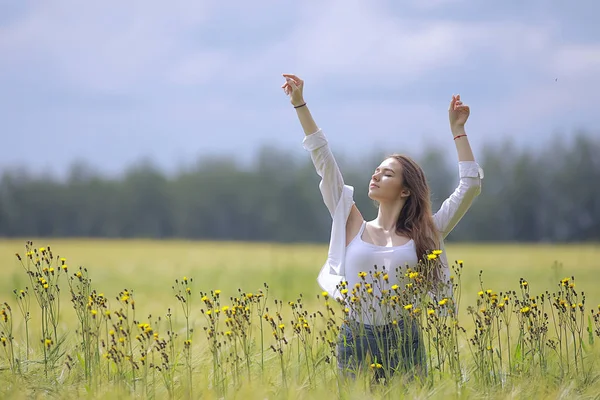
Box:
[1,0,599,177]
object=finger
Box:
[283,73,302,86]
[282,73,300,83]
[449,95,456,111]
[288,80,298,91]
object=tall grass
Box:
[0,239,599,399]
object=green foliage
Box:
[0,132,599,243]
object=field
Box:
[1,239,600,399]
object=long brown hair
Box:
[386,154,441,283]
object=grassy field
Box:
[1,239,600,399]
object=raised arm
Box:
[281,74,362,226]
[433,94,484,238]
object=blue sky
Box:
[1,0,599,177]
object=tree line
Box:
[0,131,598,243]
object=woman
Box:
[281,74,483,382]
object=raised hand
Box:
[281,74,305,107]
[448,94,470,130]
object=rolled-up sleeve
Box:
[303,129,346,218]
[433,161,484,238]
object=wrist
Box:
[292,98,306,108]
[451,125,466,136]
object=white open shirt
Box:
[302,128,484,301]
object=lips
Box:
[370,183,378,188]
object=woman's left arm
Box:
[433,95,484,238]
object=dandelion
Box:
[404,304,413,310]
[427,254,438,260]
[432,250,443,255]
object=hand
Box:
[448,94,470,130]
[281,73,305,107]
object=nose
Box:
[372,173,379,182]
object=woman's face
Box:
[367,158,409,202]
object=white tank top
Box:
[344,221,419,325]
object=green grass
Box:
[1,239,600,399]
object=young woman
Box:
[281,73,484,381]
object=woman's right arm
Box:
[282,74,363,228]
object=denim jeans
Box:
[336,319,426,382]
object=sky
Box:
[1,0,599,178]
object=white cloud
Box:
[0,0,598,175]
[0,1,216,92]
[167,51,233,86]
[552,44,600,76]
[222,1,563,93]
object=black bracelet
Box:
[294,102,307,109]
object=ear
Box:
[400,189,411,198]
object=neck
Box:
[373,199,406,232]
